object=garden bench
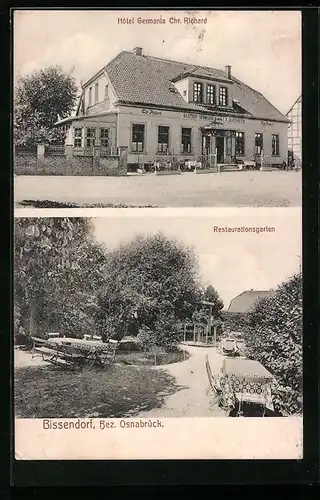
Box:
[31,337,59,363]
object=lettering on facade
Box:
[183,113,245,123]
[261,120,273,126]
[141,108,163,116]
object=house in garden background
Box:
[227,289,275,314]
[54,46,290,171]
[286,95,302,167]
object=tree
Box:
[203,285,224,314]
[14,217,107,339]
[96,233,203,344]
[14,66,78,146]
[244,272,303,415]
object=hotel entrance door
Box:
[216,136,224,163]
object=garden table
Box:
[47,337,119,370]
[220,358,275,416]
[220,359,275,413]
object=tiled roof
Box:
[105,51,289,122]
[228,290,275,313]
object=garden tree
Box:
[202,285,224,317]
[244,272,302,415]
[14,217,107,339]
[14,66,78,147]
[96,233,203,346]
[221,311,251,332]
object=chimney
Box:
[225,65,231,79]
[133,47,143,56]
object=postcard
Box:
[12,8,303,467]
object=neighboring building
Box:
[228,290,275,314]
[55,47,290,168]
[286,95,302,166]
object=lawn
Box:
[14,171,302,208]
[116,349,190,366]
[14,363,180,419]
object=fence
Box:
[14,144,128,176]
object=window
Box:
[235,131,245,156]
[100,128,110,147]
[94,83,99,103]
[157,126,170,153]
[131,124,145,152]
[193,82,203,103]
[219,86,228,106]
[73,127,83,148]
[272,134,280,156]
[88,87,92,106]
[254,133,263,155]
[105,85,109,99]
[181,128,192,153]
[86,128,96,147]
[206,84,216,105]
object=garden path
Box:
[137,345,228,417]
[14,348,50,368]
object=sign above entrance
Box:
[141,108,163,116]
[203,129,236,137]
[183,113,245,124]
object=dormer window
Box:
[193,82,203,103]
[207,84,216,105]
[219,86,228,106]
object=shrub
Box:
[153,314,182,352]
[137,326,157,352]
[245,272,302,415]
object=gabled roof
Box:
[286,94,302,116]
[103,51,289,122]
[228,290,275,313]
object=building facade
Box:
[286,95,302,166]
[55,47,290,168]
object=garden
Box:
[14,217,303,418]
[14,217,221,418]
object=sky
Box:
[13,9,301,114]
[91,209,301,309]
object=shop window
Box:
[207,84,216,105]
[88,87,92,106]
[73,127,83,148]
[272,134,280,156]
[193,82,203,103]
[157,126,170,153]
[181,128,192,153]
[219,86,228,106]
[254,133,263,155]
[235,131,245,156]
[100,128,110,147]
[95,83,99,103]
[131,124,145,152]
[86,128,96,147]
